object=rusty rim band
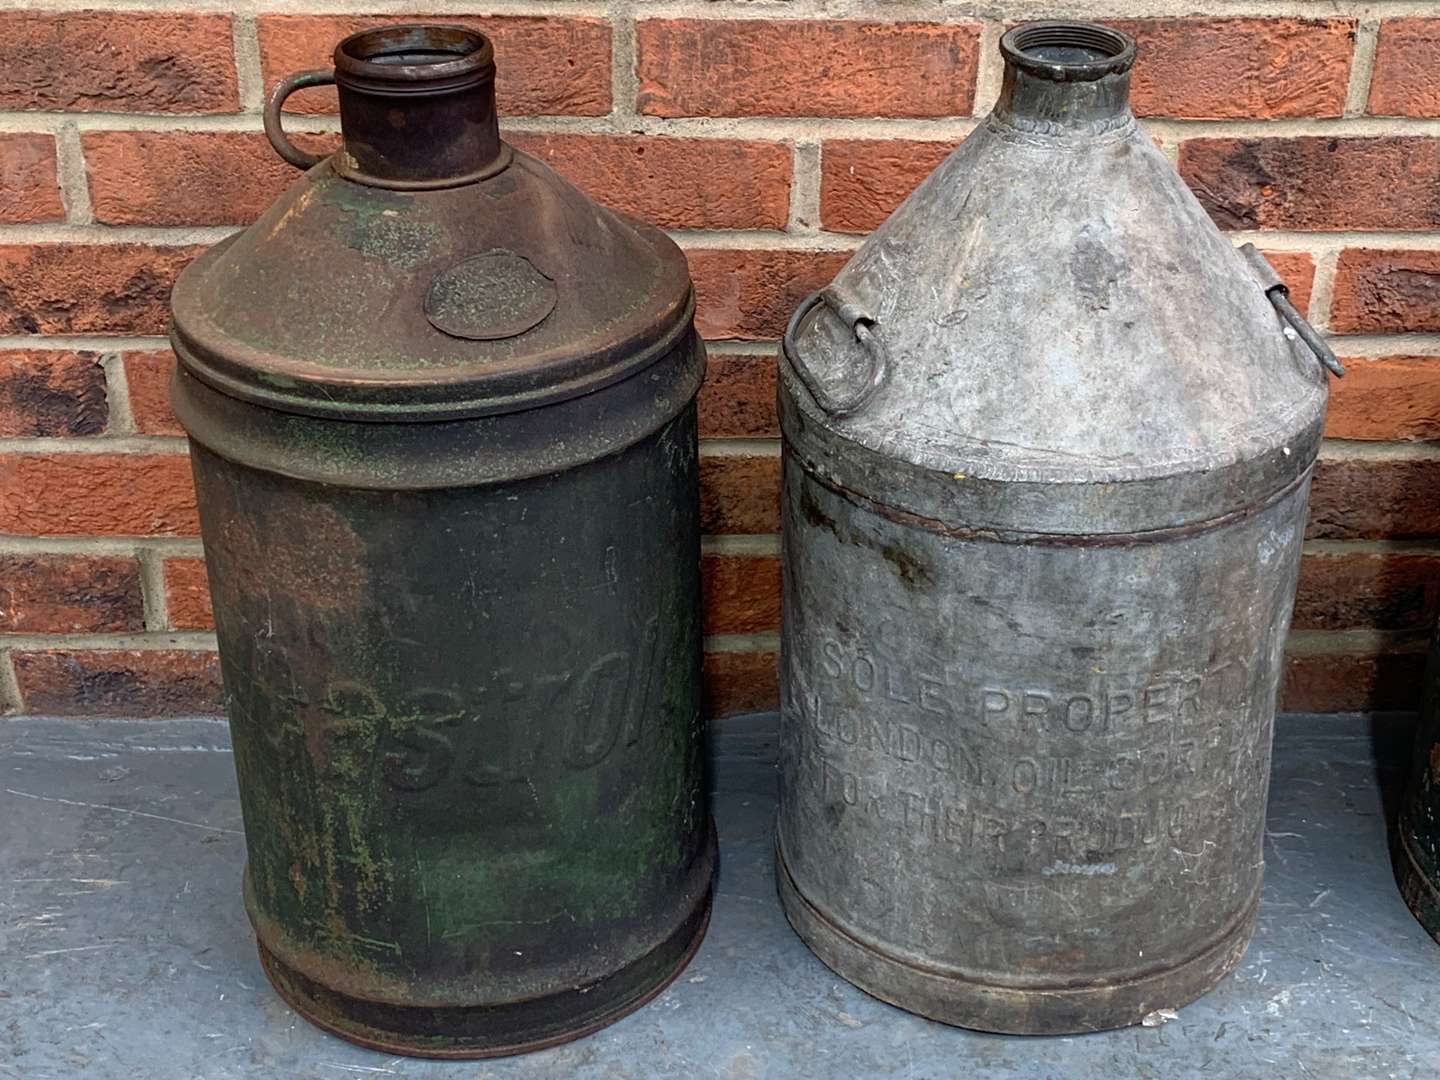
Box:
[788,445,1316,549]
[257,889,713,1059]
[1394,818,1440,940]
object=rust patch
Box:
[798,481,932,588]
[216,495,371,614]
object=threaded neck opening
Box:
[334,24,494,92]
[1000,22,1136,83]
[330,23,503,187]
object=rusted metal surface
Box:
[170,24,712,1058]
[1397,622,1440,944]
[776,21,1332,1035]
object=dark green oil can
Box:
[168,24,713,1058]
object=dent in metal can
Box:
[776,21,1336,1034]
[169,24,713,1058]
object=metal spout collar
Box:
[994,21,1136,133]
[332,23,505,188]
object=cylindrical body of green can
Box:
[168,23,713,1057]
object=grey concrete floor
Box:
[1,713,1438,1079]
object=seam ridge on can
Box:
[777,839,1262,992]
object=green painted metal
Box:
[168,24,714,1056]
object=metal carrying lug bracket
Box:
[1239,243,1344,378]
[782,286,891,417]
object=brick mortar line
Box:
[701,534,781,555]
[971,20,1005,119]
[1329,335,1440,355]
[608,0,639,126]
[0,632,218,650]
[98,353,137,436]
[52,122,93,225]
[1304,538,1440,556]
[136,547,170,632]
[671,231,860,251]
[1142,117,1440,138]
[1308,248,1342,333]
[1319,440,1440,462]
[9,114,1440,140]
[554,2,1434,19]
[788,141,821,235]
[700,438,781,457]
[0,335,169,350]
[1227,231,1440,252]
[233,13,266,113]
[1284,628,1429,655]
[0,652,21,713]
[704,632,780,652]
[703,340,781,357]
[0,224,238,245]
[0,0,611,14]
[0,435,188,453]
[0,536,204,556]
[1344,18,1381,119]
[8,223,1440,254]
[0,0,1406,15]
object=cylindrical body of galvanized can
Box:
[168,25,713,1058]
[776,22,1339,1035]
[1397,622,1440,943]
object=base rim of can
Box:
[776,846,1255,1034]
[1393,819,1440,942]
[254,840,716,1059]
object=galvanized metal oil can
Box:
[168,24,713,1058]
[776,21,1342,1034]
[1397,621,1440,944]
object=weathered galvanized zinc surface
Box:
[1397,621,1440,942]
[777,21,1333,1035]
[168,24,713,1057]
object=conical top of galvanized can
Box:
[170,24,693,423]
[782,21,1331,538]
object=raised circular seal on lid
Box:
[424,250,558,341]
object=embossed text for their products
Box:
[815,636,1253,737]
[786,727,1234,860]
[224,615,663,794]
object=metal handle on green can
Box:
[264,69,336,171]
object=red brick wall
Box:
[1,5,1437,718]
